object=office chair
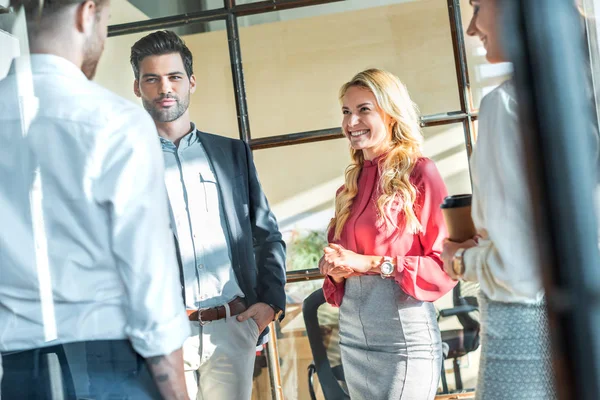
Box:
[303,289,350,400]
[438,281,481,394]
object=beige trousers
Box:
[183,303,260,400]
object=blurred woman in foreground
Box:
[441,1,556,398]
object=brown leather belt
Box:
[186,297,247,325]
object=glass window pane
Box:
[253,139,347,273]
[96,21,239,139]
[108,0,151,25]
[110,0,224,25]
[202,0,228,10]
[423,123,472,195]
[240,0,461,138]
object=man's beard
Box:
[81,27,104,80]
[142,92,190,123]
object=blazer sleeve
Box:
[243,142,287,319]
[393,159,457,302]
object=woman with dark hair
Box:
[441,0,556,398]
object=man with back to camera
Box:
[0,2,190,399]
[130,30,287,400]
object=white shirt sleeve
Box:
[93,109,190,358]
[463,82,545,304]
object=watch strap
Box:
[268,303,283,321]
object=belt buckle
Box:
[197,307,211,326]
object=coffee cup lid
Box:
[440,194,472,209]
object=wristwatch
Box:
[452,248,467,278]
[379,257,395,279]
[268,304,284,321]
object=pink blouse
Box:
[323,156,456,306]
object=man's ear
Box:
[74,0,97,35]
[133,80,141,98]
[189,74,197,94]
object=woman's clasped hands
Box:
[319,243,371,283]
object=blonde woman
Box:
[319,69,456,399]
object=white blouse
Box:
[462,80,545,304]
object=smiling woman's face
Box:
[466,0,507,64]
[341,86,392,161]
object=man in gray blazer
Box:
[130,30,286,400]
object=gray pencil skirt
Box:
[339,275,442,400]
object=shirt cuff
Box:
[327,274,345,289]
[395,256,406,275]
[323,275,345,307]
[126,310,191,358]
[462,245,481,282]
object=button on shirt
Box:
[161,126,244,310]
[0,54,190,357]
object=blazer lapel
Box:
[196,132,242,245]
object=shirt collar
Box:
[8,54,88,82]
[159,122,199,150]
[363,151,389,168]
[187,122,199,146]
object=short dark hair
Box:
[130,30,194,81]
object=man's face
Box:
[134,53,196,123]
[81,1,110,79]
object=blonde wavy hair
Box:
[329,69,424,241]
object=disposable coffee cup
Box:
[440,194,477,243]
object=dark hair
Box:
[130,30,194,81]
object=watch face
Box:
[381,261,394,275]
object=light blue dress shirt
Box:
[161,125,244,310]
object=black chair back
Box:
[438,281,481,394]
[302,289,350,400]
[453,281,481,350]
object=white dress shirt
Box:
[0,54,190,357]
[161,127,244,310]
[463,79,545,304]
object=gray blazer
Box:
[174,131,287,338]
